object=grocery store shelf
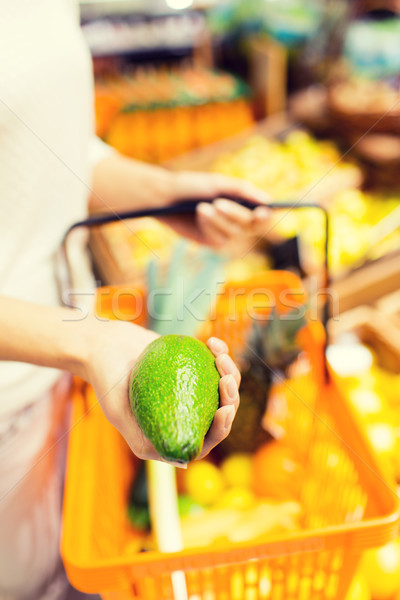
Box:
[80,0,218,19]
[81,9,207,58]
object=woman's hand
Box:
[162,171,271,250]
[197,336,240,460]
[83,319,240,465]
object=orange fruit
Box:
[252,441,304,500]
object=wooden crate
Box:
[330,304,400,373]
[332,248,400,314]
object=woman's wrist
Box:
[67,314,104,382]
[90,154,177,213]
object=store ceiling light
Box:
[166,0,194,9]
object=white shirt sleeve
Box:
[88,135,116,171]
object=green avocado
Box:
[129,335,220,463]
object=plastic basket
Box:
[61,269,400,600]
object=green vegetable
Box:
[129,335,220,463]
[127,462,150,531]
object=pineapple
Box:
[216,309,307,457]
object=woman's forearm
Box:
[0,296,90,378]
[89,154,176,213]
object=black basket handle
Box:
[61,198,330,378]
[63,197,329,304]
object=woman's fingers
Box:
[214,200,271,231]
[215,354,241,387]
[198,339,241,459]
[197,202,242,240]
[196,204,230,247]
[213,198,255,226]
[199,369,241,458]
[199,200,253,235]
[197,199,271,248]
[207,337,229,356]
[219,373,240,411]
[197,403,236,459]
[199,372,240,457]
[207,337,241,387]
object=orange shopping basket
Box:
[61,200,400,600]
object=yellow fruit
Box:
[180,508,239,548]
[184,461,224,506]
[346,573,370,600]
[215,487,255,510]
[366,423,397,458]
[349,388,383,420]
[227,501,301,543]
[220,453,253,488]
[361,541,400,599]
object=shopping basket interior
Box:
[61,201,400,600]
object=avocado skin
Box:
[129,335,220,463]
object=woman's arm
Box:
[89,153,271,248]
[0,296,240,463]
[89,154,175,213]
[0,296,89,375]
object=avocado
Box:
[129,334,220,463]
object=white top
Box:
[0,0,112,418]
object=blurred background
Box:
[83,0,400,287]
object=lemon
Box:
[215,487,255,510]
[346,573,370,600]
[184,461,224,506]
[366,423,397,458]
[220,453,253,488]
[361,541,400,599]
[349,388,383,420]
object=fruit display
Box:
[91,127,400,287]
[211,131,400,276]
[128,447,303,549]
[347,539,400,600]
[95,65,254,162]
[211,130,359,202]
[101,217,178,271]
[277,188,400,277]
[89,216,181,287]
[361,540,400,600]
[328,79,400,125]
[65,293,400,600]
[332,344,400,483]
[329,333,400,600]
[129,334,220,463]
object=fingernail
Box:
[220,354,235,375]
[224,405,235,429]
[214,199,232,212]
[226,374,237,400]
[171,462,188,469]
[208,337,225,353]
[198,202,214,217]
[254,206,270,219]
